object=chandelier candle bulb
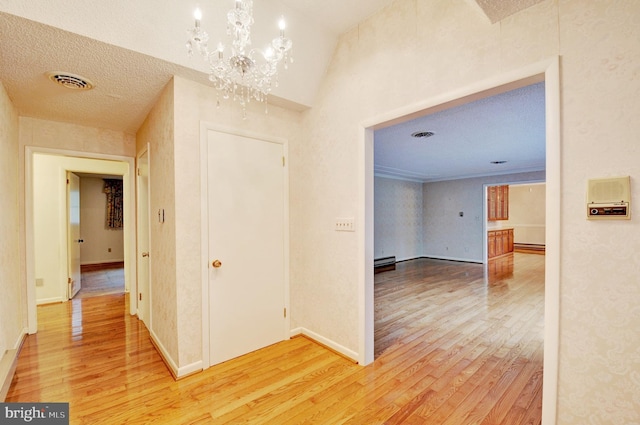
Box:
[279,17,286,37]
[194,7,202,26]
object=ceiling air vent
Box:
[411,131,435,138]
[47,72,94,90]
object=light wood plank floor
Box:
[7,253,543,424]
[77,263,125,299]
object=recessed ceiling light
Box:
[411,131,435,138]
[46,71,94,90]
[490,160,507,164]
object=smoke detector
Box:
[47,72,95,90]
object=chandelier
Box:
[186,0,293,114]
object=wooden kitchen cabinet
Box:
[487,185,509,221]
[488,228,514,258]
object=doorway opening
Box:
[361,59,560,423]
[74,172,126,299]
[25,148,136,333]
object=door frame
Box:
[483,181,546,264]
[25,146,136,333]
[359,57,561,423]
[66,171,82,299]
[136,144,151,326]
[199,122,290,368]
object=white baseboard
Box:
[177,361,203,379]
[290,327,358,363]
[80,260,125,266]
[36,296,65,305]
[421,255,482,264]
[1,330,27,401]
[148,329,202,379]
[395,255,422,263]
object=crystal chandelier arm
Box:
[186,7,209,57]
[185,0,292,114]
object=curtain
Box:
[103,179,123,229]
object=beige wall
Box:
[0,82,24,358]
[79,176,125,265]
[504,182,546,245]
[292,0,640,422]
[31,155,129,304]
[136,79,179,367]
[19,117,135,157]
[424,172,545,262]
[374,177,424,261]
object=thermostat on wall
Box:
[587,176,631,220]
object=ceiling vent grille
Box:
[411,131,435,138]
[47,72,94,90]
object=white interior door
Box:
[67,172,81,299]
[137,150,151,325]
[207,130,286,366]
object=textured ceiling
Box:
[374,82,546,182]
[0,12,202,134]
[0,0,395,134]
[1,1,545,181]
[474,0,546,23]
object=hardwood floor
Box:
[77,263,125,299]
[7,253,543,424]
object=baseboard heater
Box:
[374,256,396,273]
[513,243,546,254]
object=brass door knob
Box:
[212,259,222,268]
[142,252,149,258]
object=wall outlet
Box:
[36,278,44,287]
[335,217,355,232]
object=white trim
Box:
[422,255,484,264]
[200,123,210,368]
[200,122,291,369]
[177,361,204,378]
[25,149,36,333]
[542,56,561,425]
[35,297,66,305]
[290,327,359,362]
[0,331,26,401]
[359,57,561,424]
[136,143,152,328]
[358,126,375,366]
[148,329,203,378]
[149,329,178,374]
[80,260,126,266]
[25,146,137,333]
